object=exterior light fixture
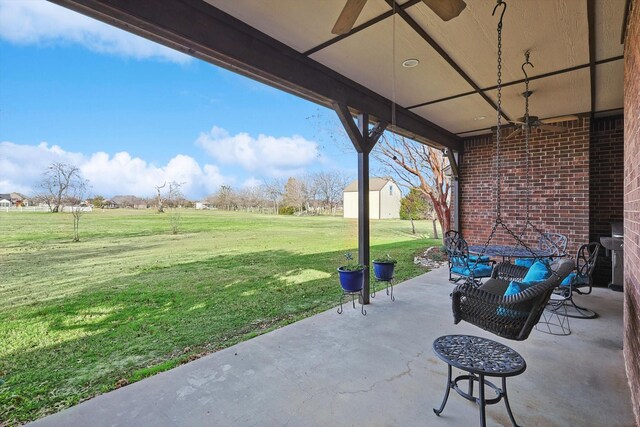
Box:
[474,115,486,121]
[401,59,419,68]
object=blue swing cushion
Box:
[498,260,553,317]
[451,258,493,278]
[514,258,535,268]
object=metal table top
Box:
[433,335,526,377]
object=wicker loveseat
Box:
[451,258,575,341]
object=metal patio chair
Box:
[444,236,495,285]
[515,232,568,267]
[556,242,601,318]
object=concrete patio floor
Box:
[31,266,634,427]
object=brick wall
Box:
[459,118,590,257]
[623,0,640,423]
[590,116,625,285]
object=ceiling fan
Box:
[332,0,467,35]
[505,115,578,140]
[505,92,578,139]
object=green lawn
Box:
[0,209,440,424]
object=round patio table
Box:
[468,244,555,261]
[432,335,526,427]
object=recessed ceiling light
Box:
[402,59,419,68]
[474,115,486,121]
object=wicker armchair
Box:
[451,258,575,341]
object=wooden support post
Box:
[333,103,387,304]
[357,113,371,303]
[448,150,460,234]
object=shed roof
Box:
[344,177,394,192]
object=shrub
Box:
[278,206,296,215]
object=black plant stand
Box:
[370,276,395,301]
[432,335,526,427]
[337,289,366,315]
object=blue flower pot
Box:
[338,267,364,292]
[373,262,395,281]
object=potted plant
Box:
[372,253,397,281]
[337,252,365,292]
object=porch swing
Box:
[450,0,575,341]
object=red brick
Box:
[623,0,640,422]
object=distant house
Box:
[343,177,401,219]
[10,193,28,207]
[102,199,119,209]
[0,194,11,208]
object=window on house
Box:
[389,185,393,196]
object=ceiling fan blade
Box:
[539,124,569,133]
[422,0,467,21]
[506,128,522,140]
[540,115,579,124]
[332,0,368,35]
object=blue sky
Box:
[0,0,367,199]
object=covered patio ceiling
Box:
[206,0,625,137]
[51,0,626,146]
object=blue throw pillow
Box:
[522,260,552,283]
[497,261,551,317]
[504,280,527,297]
[497,281,531,317]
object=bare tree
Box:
[69,178,90,242]
[263,179,285,214]
[218,185,235,211]
[312,170,351,215]
[38,162,84,212]
[155,182,166,213]
[166,181,184,234]
[283,177,306,213]
[375,135,451,233]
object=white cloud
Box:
[196,126,321,177]
[0,141,226,198]
[0,0,190,64]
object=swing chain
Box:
[522,51,534,224]
[515,51,535,247]
[493,0,506,220]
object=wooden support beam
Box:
[587,0,597,115]
[303,0,421,56]
[387,0,510,122]
[406,55,623,110]
[333,103,366,152]
[333,104,388,304]
[357,113,371,304]
[449,151,460,233]
[447,149,459,179]
[48,0,461,152]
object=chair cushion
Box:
[451,256,467,266]
[469,255,491,262]
[451,263,493,278]
[514,258,535,268]
[560,272,589,287]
